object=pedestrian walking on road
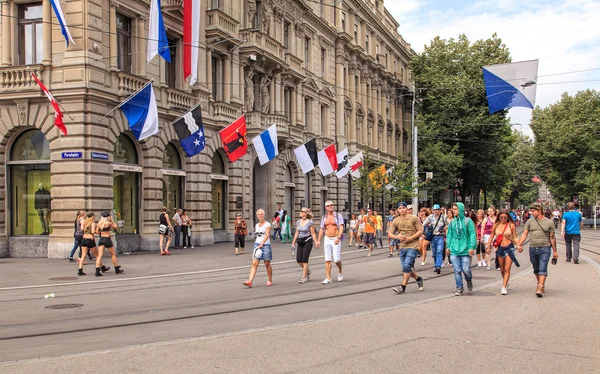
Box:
[374,210,384,249]
[234,213,248,255]
[271,212,281,242]
[517,204,558,297]
[78,212,97,276]
[424,204,447,274]
[172,209,183,249]
[487,210,518,295]
[481,206,497,270]
[95,211,124,275]
[389,202,424,294]
[473,209,485,267]
[69,210,93,263]
[363,208,377,256]
[418,208,431,266]
[181,209,194,248]
[348,214,358,247]
[291,208,317,283]
[561,202,583,264]
[356,208,366,248]
[158,207,173,256]
[243,209,273,288]
[446,203,476,296]
[281,210,292,243]
[316,201,344,284]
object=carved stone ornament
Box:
[245,67,255,110]
[295,22,305,37]
[247,0,257,26]
[17,103,28,126]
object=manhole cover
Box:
[45,304,84,310]
[464,291,495,296]
[49,277,78,281]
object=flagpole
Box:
[27,67,75,121]
[169,102,201,125]
[99,79,154,122]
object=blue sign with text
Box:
[61,152,82,159]
[91,152,109,160]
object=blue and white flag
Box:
[252,124,278,166]
[50,0,75,46]
[483,60,539,114]
[120,83,159,141]
[148,0,170,62]
[173,104,205,157]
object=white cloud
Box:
[389,0,600,135]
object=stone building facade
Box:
[0,0,413,257]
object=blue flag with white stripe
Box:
[50,0,75,46]
[483,60,538,114]
[252,124,278,165]
[120,83,159,141]
[147,0,171,62]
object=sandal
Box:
[164,251,172,255]
[266,281,273,287]
[243,281,252,288]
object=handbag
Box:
[158,224,168,235]
[425,215,442,242]
[492,223,509,247]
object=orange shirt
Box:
[363,215,377,234]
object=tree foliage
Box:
[411,34,514,204]
[530,89,600,203]
[499,132,540,207]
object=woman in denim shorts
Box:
[243,209,273,288]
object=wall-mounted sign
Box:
[61,152,82,159]
[91,152,109,160]
[112,163,142,173]
[161,169,186,177]
[210,173,229,181]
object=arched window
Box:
[113,134,140,234]
[9,129,52,235]
[162,143,184,212]
[211,152,227,230]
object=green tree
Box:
[499,132,540,208]
[411,34,514,206]
[530,90,600,203]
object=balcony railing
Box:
[117,72,147,96]
[167,88,197,110]
[211,102,239,123]
[0,65,44,90]
[240,30,285,63]
[206,9,239,37]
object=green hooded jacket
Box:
[446,202,477,256]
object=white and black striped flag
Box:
[294,138,319,174]
[173,104,205,157]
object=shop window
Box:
[9,129,52,235]
[211,152,227,230]
[162,143,184,212]
[113,134,139,234]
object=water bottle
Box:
[290,245,295,257]
[44,293,55,299]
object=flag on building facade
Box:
[31,73,67,136]
[120,83,159,141]
[348,151,364,179]
[220,115,248,162]
[369,164,388,188]
[173,104,205,157]
[49,0,75,46]
[294,138,319,174]
[183,0,200,84]
[385,166,395,190]
[252,124,278,166]
[318,143,338,176]
[483,60,539,114]
[148,0,170,62]
[335,147,349,179]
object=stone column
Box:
[297,83,304,126]
[159,57,166,85]
[232,49,241,103]
[137,16,146,76]
[348,66,356,143]
[270,75,276,114]
[1,0,10,65]
[390,95,396,157]
[206,48,213,99]
[42,0,52,64]
[335,41,345,139]
[223,55,231,103]
[291,84,297,126]
[382,88,388,154]
[361,73,368,144]
[109,1,118,70]
[371,82,378,147]
[275,72,283,114]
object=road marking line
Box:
[0,248,370,291]
[581,255,600,275]
[0,266,533,367]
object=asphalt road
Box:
[1,231,599,373]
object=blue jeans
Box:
[271,228,281,241]
[450,255,472,289]
[69,238,81,259]
[399,248,419,273]
[174,226,181,247]
[529,246,551,276]
[431,236,445,269]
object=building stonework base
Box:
[9,237,49,258]
[0,240,8,258]
[199,233,214,247]
[213,230,229,243]
[117,235,142,253]
[47,239,74,259]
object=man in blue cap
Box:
[389,202,424,294]
[423,204,447,274]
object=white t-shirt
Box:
[552,211,560,218]
[358,214,365,230]
[255,221,271,245]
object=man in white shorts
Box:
[316,201,344,284]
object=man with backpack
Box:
[389,202,425,294]
[316,201,345,284]
[424,204,447,274]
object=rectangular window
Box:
[354,23,358,42]
[284,22,290,50]
[304,37,310,66]
[18,3,43,65]
[211,55,220,100]
[116,13,132,73]
[166,38,177,88]
[304,98,311,129]
[365,34,369,52]
[320,105,327,136]
[376,43,380,55]
[343,67,347,90]
[341,12,346,32]
[284,87,292,122]
[355,76,359,93]
[321,48,326,77]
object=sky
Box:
[387,0,600,138]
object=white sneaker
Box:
[322,279,332,284]
[299,278,307,284]
[482,261,487,267]
[367,252,372,256]
[338,274,344,282]
[355,244,359,247]
[420,261,426,266]
[477,261,482,267]
[501,287,508,295]
[190,246,195,248]
[486,266,491,270]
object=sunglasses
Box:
[301,210,307,213]
[500,215,508,219]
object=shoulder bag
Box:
[424,215,442,242]
[492,223,509,247]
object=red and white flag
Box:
[348,151,364,179]
[31,73,67,135]
[219,115,248,163]
[183,0,200,85]
[318,143,338,176]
